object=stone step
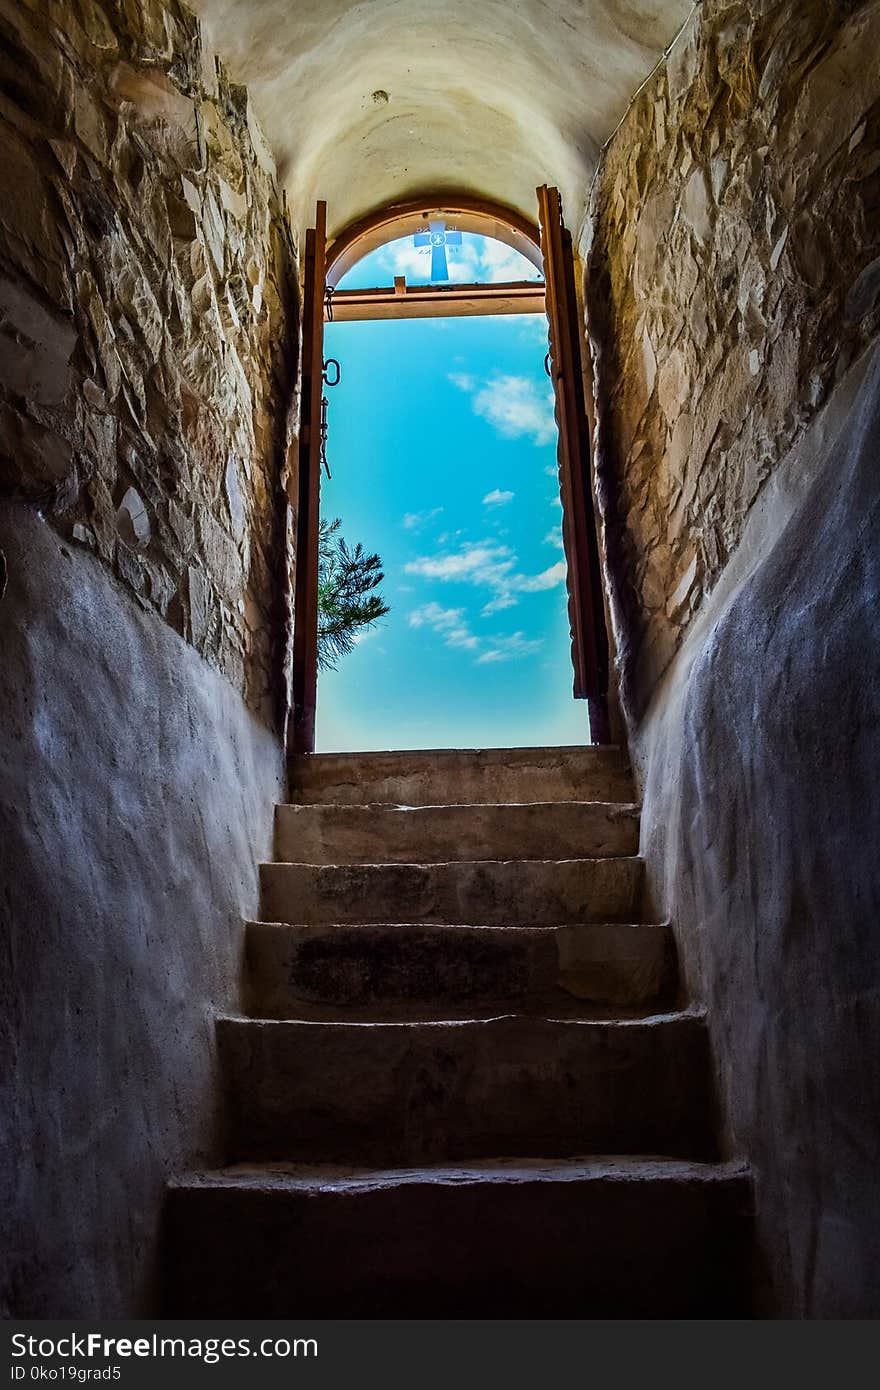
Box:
[288,745,634,807]
[245,920,674,1018]
[259,857,644,927]
[165,1157,751,1316]
[274,800,641,864]
[218,1011,712,1165]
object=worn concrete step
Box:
[259,857,644,927]
[165,1157,751,1316]
[245,920,674,1019]
[274,800,641,865]
[218,1011,712,1165]
[288,745,634,807]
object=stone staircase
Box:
[165,745,752,1316]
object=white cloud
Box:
[471,375,556,447]
[514,560,567,592]
[446,628,480,651]
[402,507,443,532]
[408,600,551,667]
[405,540,566,612]
[379,240,439,282]
[518,313,550,342]
[543,528,565,551]
[482,592,518,616]
[482,488,514,508]
[379,236,480,286]
[450,369,557,448]
[408,602,479,652]
[408,602,463,631]
[476,632,544,664]
[544,464,558,478]
[478,239,542,284]
[448,371,475,392]
[341,233,544,306]
[375,233,543,288]
[480,560,566,613]
[405,542,515,589]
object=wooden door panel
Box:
[537,185,609,736]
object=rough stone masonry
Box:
[586,0,880,719]
[0,0,299,727]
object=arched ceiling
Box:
[190,0,692,241]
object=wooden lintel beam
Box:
[328,281,545,322]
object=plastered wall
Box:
[0,503,285,1316]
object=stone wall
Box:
[586,0,880,717]
[0,0,298,728]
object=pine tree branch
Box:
[317,516,390,670]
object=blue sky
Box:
[336,228,545,289]
[315,234,588,751]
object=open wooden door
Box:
[537,185,610,743]
[290,201,327,755]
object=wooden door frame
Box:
[288,192,611,755]
[289,201,327,755]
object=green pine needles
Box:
[317,516,390,670]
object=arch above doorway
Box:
[325,194,544,289]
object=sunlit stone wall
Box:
[0,0,298,726]
[586,0,880,717]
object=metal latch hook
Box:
[319,359,341,478]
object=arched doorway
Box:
[290,190,608,754]
[326,196,544,287]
